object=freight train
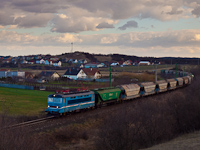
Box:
[46,71,193,115]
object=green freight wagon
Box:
[92,87,121,107]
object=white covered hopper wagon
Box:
[167,79,177,90]
[156,80,168,93]
[175,77,184,87]
[140,82,156,96]
[183,76,192,85]
[120,84,141,100]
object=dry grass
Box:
[118,72,156,82]
[94,55,112,62]
[27,69,66,76]
[54,118,102,150]
[143,131,200,150]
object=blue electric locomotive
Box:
[46,90,95,114]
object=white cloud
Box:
[0,0,198,33]
[7,25,18,29]
[0,30,39,45]
[50,6,116,33]
[57,33,83,43]
[100,36,118,44]
[1,29,200,57]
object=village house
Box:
[110,62,119,66]
[97,63,105,68]
[78,59,88,64]
[44,60,53,65]
[7,71,25,78]
[123,60,133,66]
[0,69,25,78]
[72,59,78,63]
[28,60,35,64]
[38,71,60,80]
[25,72,34,79]
[26,55,35,60]
[63,68,85,80]
[36,59,45,64]
[35,55,42,60]
[53,61,62,67]
[0,69,11,78]
[81,68,102,79]
[50,56,59,61]
[2,59,11,64]
[21,60,28,64]
[139,61,151,65]
[84,63,104,68]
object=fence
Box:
[77,78,114,82]
[0,83,34,90]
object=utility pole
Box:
[109,65,112,87]
[155,64,157,83]
[175,63,177,78]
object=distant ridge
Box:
[58,51,200,65]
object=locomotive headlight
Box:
[48,105,50,108]
[56,106,59,108]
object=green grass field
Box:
[0,87,53,116]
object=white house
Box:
[81,68,102,79]
[77,69,87,79]
[111,62,119,66]
[97,63,105,68]
[36,59,45,64]
[139,61,151,65]
[21,60,28,64]
[53,61,62,67]
[63,68,83,80]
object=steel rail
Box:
[1,116,55,130]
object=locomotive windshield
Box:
[48,97,53,102]
[48,97,62,103]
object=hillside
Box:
[58,51,200,64]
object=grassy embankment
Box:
[0,87,52,116]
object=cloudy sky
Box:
[0,0,200,57]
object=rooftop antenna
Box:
[71,42,73,53]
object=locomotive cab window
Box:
[48,97,53,102]
[54,98,62,103]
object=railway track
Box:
[2,116,55,130]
